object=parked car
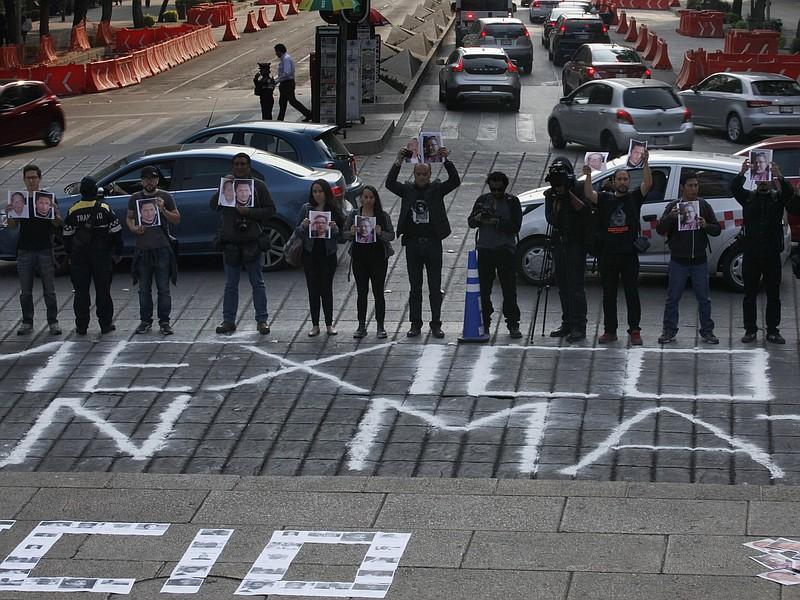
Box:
[515,151,792,292]
[541,7,585,48]
[180,121,364,204]
[528,0,560,21]
[561,43,650,96]
[0,145,348,273]
[548,79,694,155]
[437,47,522,111]
[461,17,534,74]
[677,72,800,143]
[734,135,800,242]
[548,14,610,66]
[0,80,65,148]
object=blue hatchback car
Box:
[0,145,348,272]
[180,122,365,204]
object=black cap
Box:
[258,62,270,69]
[80,176,99,199]
[141,166,159,179]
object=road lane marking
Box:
[476,112,498,140]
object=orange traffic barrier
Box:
[724,29,780,54]
[652,38,673,70]
[95,21,115,46]
[30,64,86,96]
[616,10,628,34]
[257,6,270,27]
[677,10,724,38]
[705,50,800,81]
[610,3,619,26]
[624,16,637,42]
[115,28,155,52]
[85,59,121,93]
[615,0,670,7]
[243,11,260,32]
[273,1,286,21]
[635,24,648,51]
[115,55,138,87]
[643,31,658,60]
[37,35,58,65]
[675,48,706,89]
[69,24,91,51]
[222,18,240,41]
[670,0,679,5]
[287,0,299,15]
[0,45,21,68]
[131,48,152,79]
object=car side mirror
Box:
[691,86,699,93]
[559,97,571,105]
[436,57,446,65]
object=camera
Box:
[545,159,575,188]
[236,217,249,233]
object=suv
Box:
[514,151,792,292]
[454,0,515,47]
[541,7,585,48]
[462,18,533,74]
[0,80,65,148]
[437,47,522,111]
[528,0,560,22]
[549,14,609,66]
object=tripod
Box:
[529,222,553,344]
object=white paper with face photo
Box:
[234,178,255,208]
[743,538,778,552]
[32,192,55,220]
[161,577,205,593]
[420,131,444,164]
[58,577,99,591]
[6,191,29,219]
[20,577,63,592]
[92,578,135,594]
[750,553,795,570]
[137,198,161,228]
[584,152,609,172]
[309,210,332,239]
[160,528,231,595]
[625,139,647,169]
[758,569,800,586]
[747,149,773,190]
[218,178,236,208]
[404,137,422,164]
[677,200,700,231]
[355,215,377,244]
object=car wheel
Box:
[548,119,566,149]
[516,236,555,285]
[726,113,746,144]
[438,84,445,103]
[510,95,520,112]
[43,121,63,147]
[52,233,70,276]
[445,89,458,110]
[553,51,565,67]
[602,131,620,158]
[262,221,291,271]
[720,243,745,293]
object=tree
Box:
[157,0,170,22]
[132,0,145,27]
[750,0,765,24]
[40,0,51,37]
[731,0,742,17]
[73,0,89,26]
[3,0,20,44]
[101,0,113,23]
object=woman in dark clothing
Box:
[295,179,345,336]
[343,185,395,339]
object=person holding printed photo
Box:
[344,185,395,339]
[34,192,55,219]
[404,138,423,164]
[422,134,443,164]
[585,152,607,172]
[234,179,254,208]
[295,179,345,336]
[626,140,646,169]
[309,212,331,238]
[7,191,28,219]
[750,151,771,182]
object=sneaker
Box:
[430,327,445,339]
[160,322,174,336]
[376,326,387,339]
[508,327,523,339]
[308,325,321,337]
[16,322,33,335]
[766,332,786,345]
[658,331,675,344]
[629,330,643,346]
[407,327,421,338]
[48,322,62,336]
[549,325,570,338]
[257,321,270,335]
[215,321,236,334]
[701,331,719,345]
[353,325,367,339]
[741,331,757,343]
[135,322,152,335]
[100,324,116,335]
[598,332,617,344]
[326,325,338,336]
[566,331,586,343]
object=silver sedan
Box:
[678,72,800,143]
[437,47,522,111]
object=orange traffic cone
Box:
[222,17,240,41]
[257,6,270,28]
[273,1,286,21]
[287,0,299,15]
[243,11,260,32]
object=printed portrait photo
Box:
[33,192,55,220]
[758,569,800,586]
[218,178,236,208]
[584,152,609,173]
[748,149,773,189]
[6,191,29,219]
[420,131,444,164]
[58,578,98,590]
[234,178,255,208]
[626,139,647,169]
[404,137,422,164]
[751,554,794,570]
[164,577,204,588]
[678,200,700,232]
[136,198,161,228]
[309,210,331,239]
[355,215,376,244]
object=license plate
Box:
[653,136,669,145]
[780,105,793,114]
[576,34,588,40]
[480,85,492,92]
[615,73,626,78]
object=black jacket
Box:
[544,188,591,245]
[731,174,799,256]
[656,198,721,261]
[210,176,276,244]
[467,192,522,253]
[385,160,460,244]
[62,199,123,256]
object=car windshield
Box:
[624,86,680,109]
[485,23,526,37]
[262,153,315,176]
[752,80,800,97]
[565,19,603,32]
[592,47,640,62]
[460,0,509,9]
[464,55,508,74]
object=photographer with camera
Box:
[210,153,276,335]
[253,63,276,120]
[386,145,460,338]
[583,151,652,345]
[545,158,591,343]
[467,171,522,338]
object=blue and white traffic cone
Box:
[458,250,489,343]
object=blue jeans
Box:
[17,248,59,324]
[137,247,172,324]
[662,259,714,336]
[223,255,268,323]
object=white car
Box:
[515,151,792,292]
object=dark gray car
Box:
[461,17,534,74]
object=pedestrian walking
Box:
[210,153,276,335]
[274,44,312,122]
[385,145,460,338]
[732,158,800,344]
[253,63,276,120]
[343,185,395,339]
[656,170,722,344]
[544,158,591,343]
[6,164,62,336]
[62,177,123,336]
[467,171,522,338]
[295,179,346,337]
[126,166,181,336]
[582,151,653,345]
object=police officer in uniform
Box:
[62,177,123,335]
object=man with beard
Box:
[583,151,652,345]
